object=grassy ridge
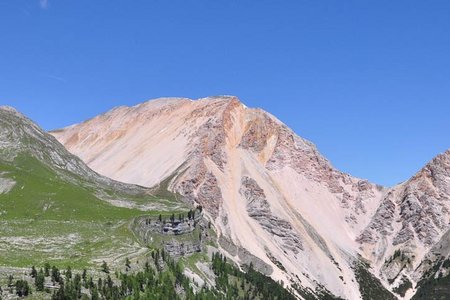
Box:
[0,155,181,268]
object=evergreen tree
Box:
[65,266,72,280]
[35,269,45,291]
[51,266,60,283]
[7,275,13,287]
[15,280,30,297]
[90,285,99,300]
[30,266,37,278]
[74,273,82,298]
[82,268,87,282]
[44,263,51,277]
[101,261,110,274]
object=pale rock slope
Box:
[357,149,450,298]
[51,96,450,299]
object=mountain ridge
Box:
[22,96,450,299]
[50,96,387,298]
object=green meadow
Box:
[0,154,185,268]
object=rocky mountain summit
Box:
[50,97,450,299]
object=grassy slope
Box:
[0,155,182,268]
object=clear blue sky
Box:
[1,1,450,186]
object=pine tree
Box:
[90,285,99,300]
[51,266,60,283]
[98,278,103,290]
[35,269,45,291]
[30,266,37,278]
[101,261,110,274]
[7,274,13,287]
[74,273,82,298]
[65,266,72,280]
[15,280,30,297]
[44,263,51,277]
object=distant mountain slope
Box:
[51,97,387,299]
[358,149,450,298]
[0,106,186,268]
[51,96,450,299]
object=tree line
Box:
[1,249,295,300]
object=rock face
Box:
[358,150,450,296]
[240,176,304,255]
[0,176,15,194]
[51,97,450,299]
[0,106,93,177]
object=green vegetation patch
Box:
[393,276,412,298]
[354,260,397,300]
[0,155,181,268]
[413,257,450,300]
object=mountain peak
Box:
[0,105,18,112]
[4,98,450,299]
[0,105,92,176]
[137,97,192,108]
[135,95,241,108]
[412,148,450,181]
[199,95,241,102]
[0,105,24,118]
[439,148,450,160]
[51,96,388,299]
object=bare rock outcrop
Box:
[357,196,396,245]
[240,176,303,254]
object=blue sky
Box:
[1,1,450,186]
